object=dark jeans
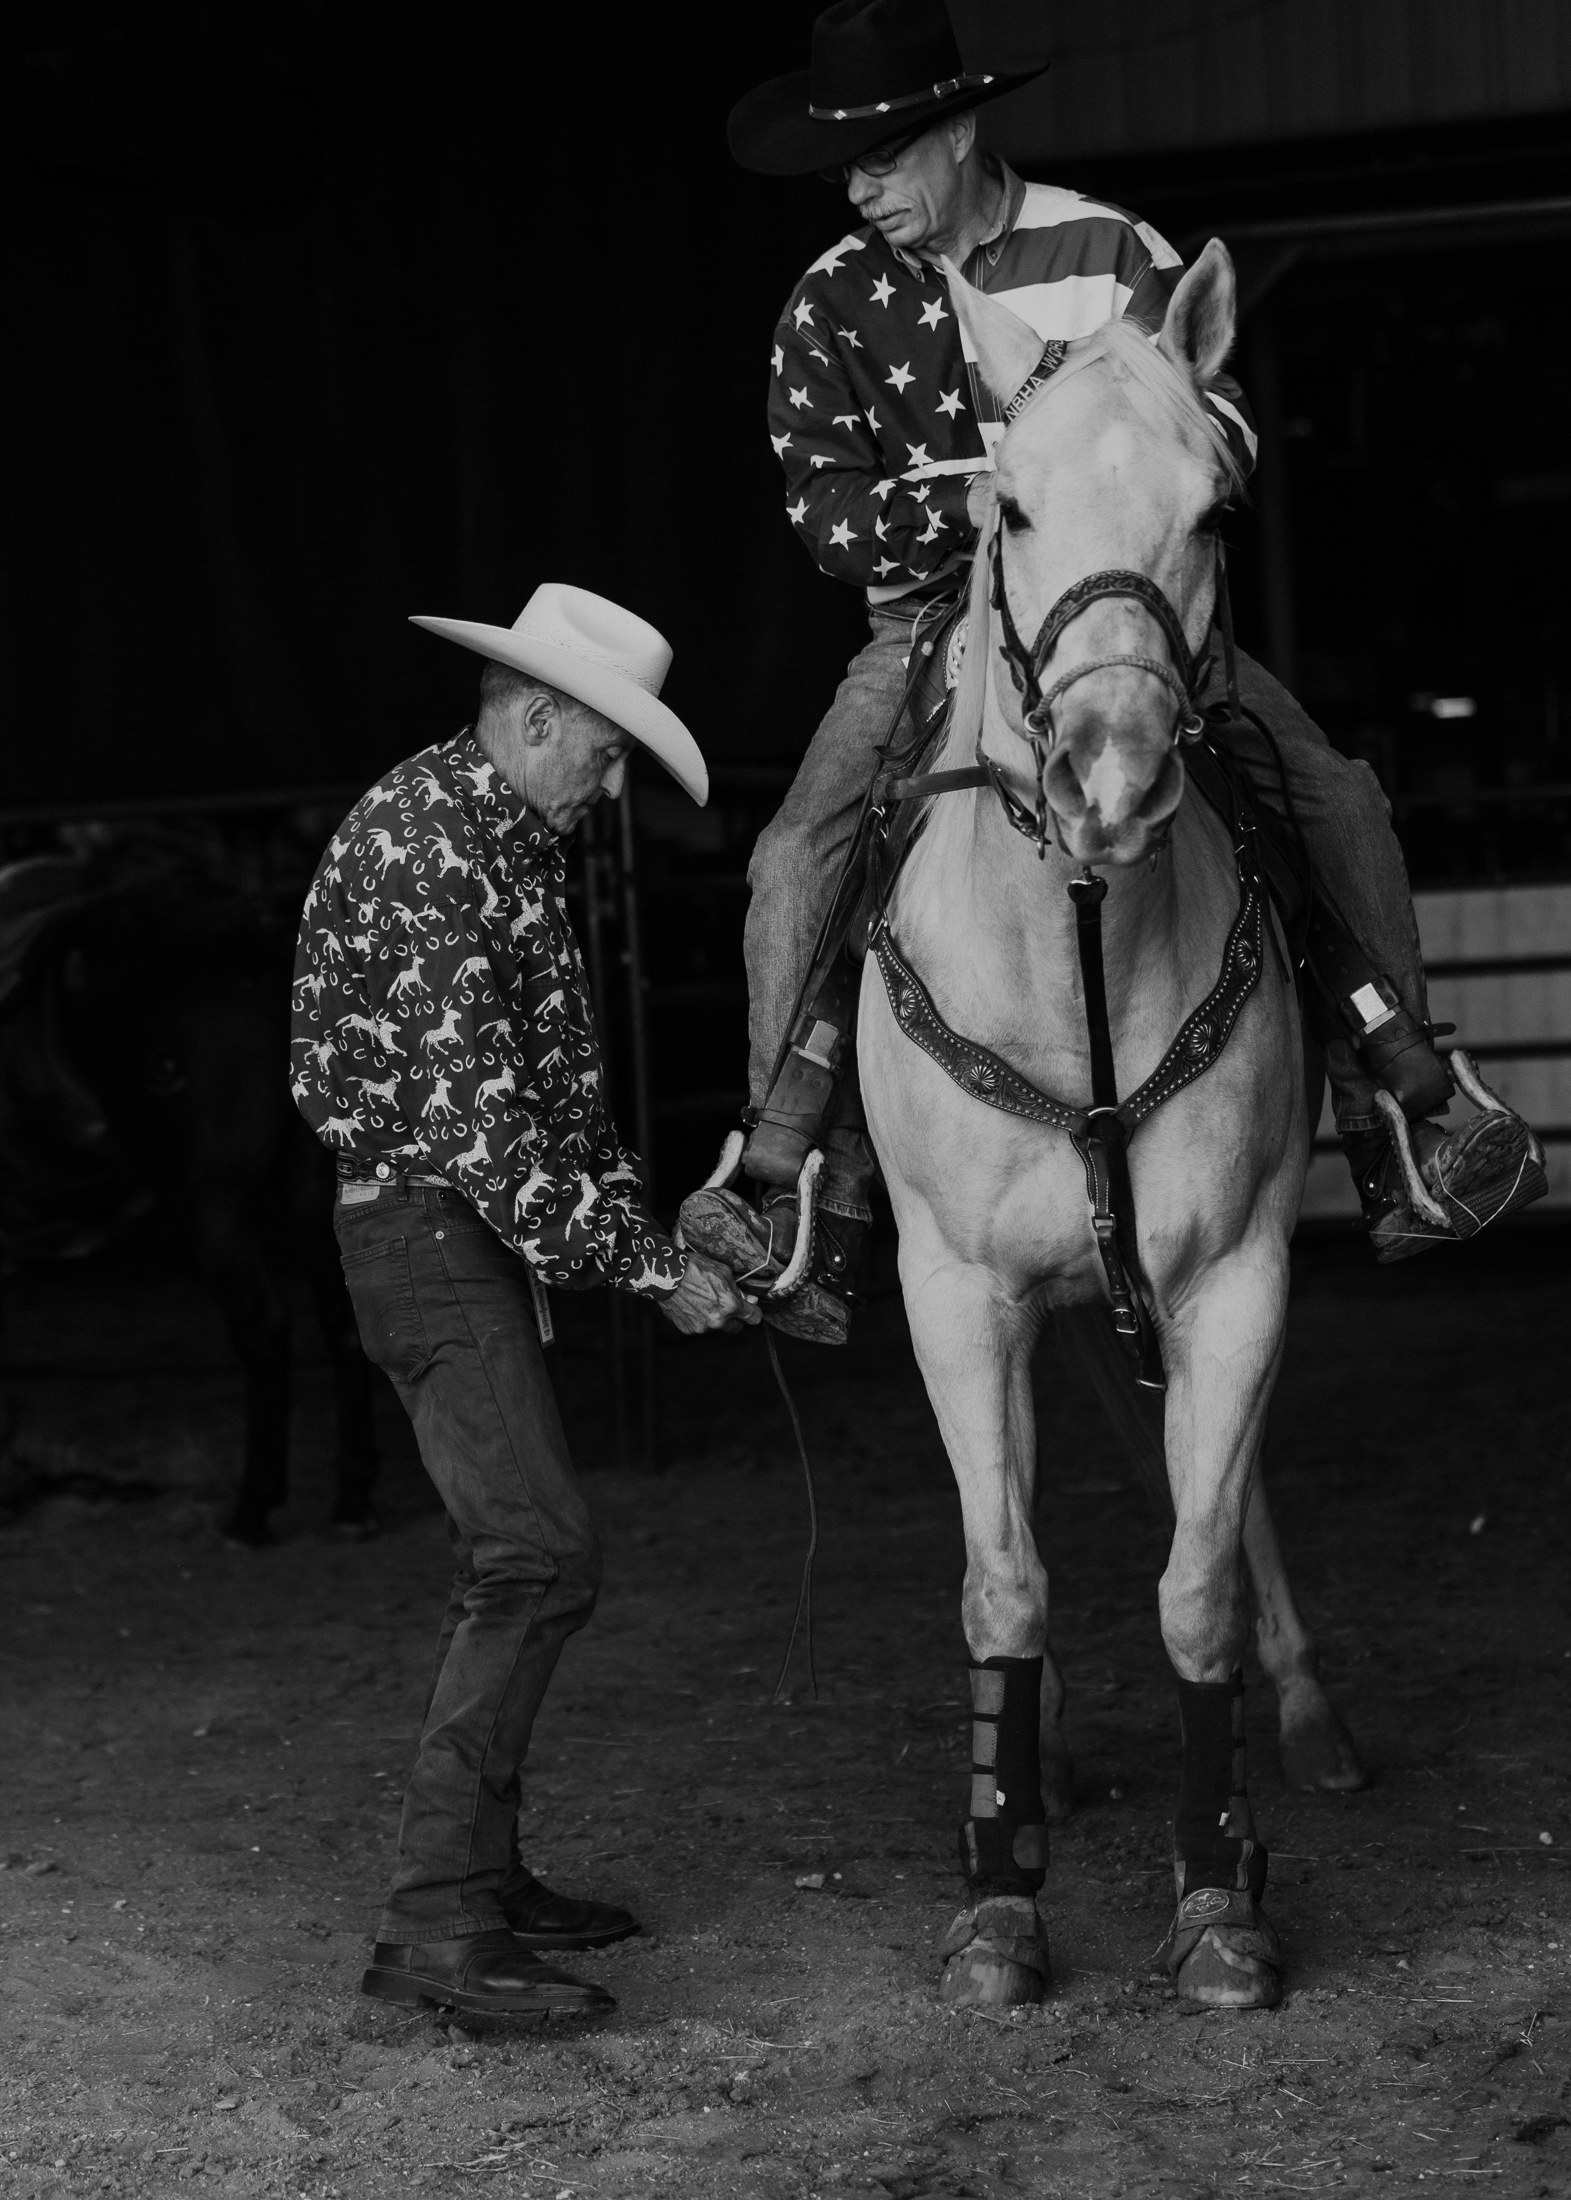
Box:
[335,1179,600,1944]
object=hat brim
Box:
[727,63,1048,177]
[410,616,709,806]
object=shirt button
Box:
[375,1163,391,1180]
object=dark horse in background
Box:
[0,820,378,1543]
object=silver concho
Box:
[1177,1886,1232,1921]
[1185,1023,1213,1059]
[968,1057,998,1093]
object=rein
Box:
[875,541,1262,1392]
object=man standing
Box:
[292,582,755,2018]
[684,0,1540,1335]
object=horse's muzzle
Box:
[1045,744,1186,865]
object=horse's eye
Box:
[998,494,1031,534]
[1196,501,1233,538]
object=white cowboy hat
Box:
[410,583,708,805]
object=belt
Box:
[335,1154,449,1189]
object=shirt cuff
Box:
[621,1228,685,1296]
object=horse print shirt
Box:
[290,733,682,1298]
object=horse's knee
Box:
[1158,1552,1249,1683]
[962,1551,1048,1661]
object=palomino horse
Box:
[861,242,1338,2010]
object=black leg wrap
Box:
[959,1656,1048,1896]
[1174,1672,1268,1900]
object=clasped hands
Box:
[657,1249,762,1335]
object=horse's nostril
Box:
[1043,748,1086,818]
[1136,751,1185,823]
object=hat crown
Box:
[511,583,671,701]
[809,0,964,114]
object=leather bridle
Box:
[984,527,1211,857]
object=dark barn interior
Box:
[2,6,1570,2197]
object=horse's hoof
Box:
[1280,1706,1368,1792]
[937,1895,1049,2007]
[1161,1889,1282,2011]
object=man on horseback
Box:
[685,0,1543,1342]
[292,584,757,2021]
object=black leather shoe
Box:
[361,1929,613,2015]
[501,1870,640,1951]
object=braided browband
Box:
[1003,341,1069,423]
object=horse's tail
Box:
[1050,1305,1173,1521]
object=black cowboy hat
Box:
[728,0,1050,178]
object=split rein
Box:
[875,539,1263,1392]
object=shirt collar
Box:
[447,730,556,861]
[890,159,1025,280]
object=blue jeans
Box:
[335,1179,600,1944]
[745,613,1426,1140]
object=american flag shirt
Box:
[290,732,682,1299]
[770,165,1256,602]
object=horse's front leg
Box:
[902,1250,1052,2008]
[1160,1247,1291,2010]
[1245,1472,1367,1792]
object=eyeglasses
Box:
[819,123,932,187]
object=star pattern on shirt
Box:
[772,344,784,375]
[764,186,1255,598]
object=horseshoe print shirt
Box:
[290,732,683,1298]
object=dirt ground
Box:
[1,1218,1568,2200]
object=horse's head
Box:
[947,242,1241,867]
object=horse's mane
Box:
[934,318,1244,779]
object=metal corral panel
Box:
[1300,882,1571,1217]
[981,0,1571,162]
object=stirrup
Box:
[1371,1090,1449,1231]
[678,1134,823,1303]
[764,1150,823,1301]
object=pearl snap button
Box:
[435,1230,445,1240]
[375,1162,391,1179]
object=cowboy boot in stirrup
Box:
[1342,1055,1548,1263]
[677,1186,852,1346]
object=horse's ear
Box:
[1158,238,1237,389]
[942,256,1045,409]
